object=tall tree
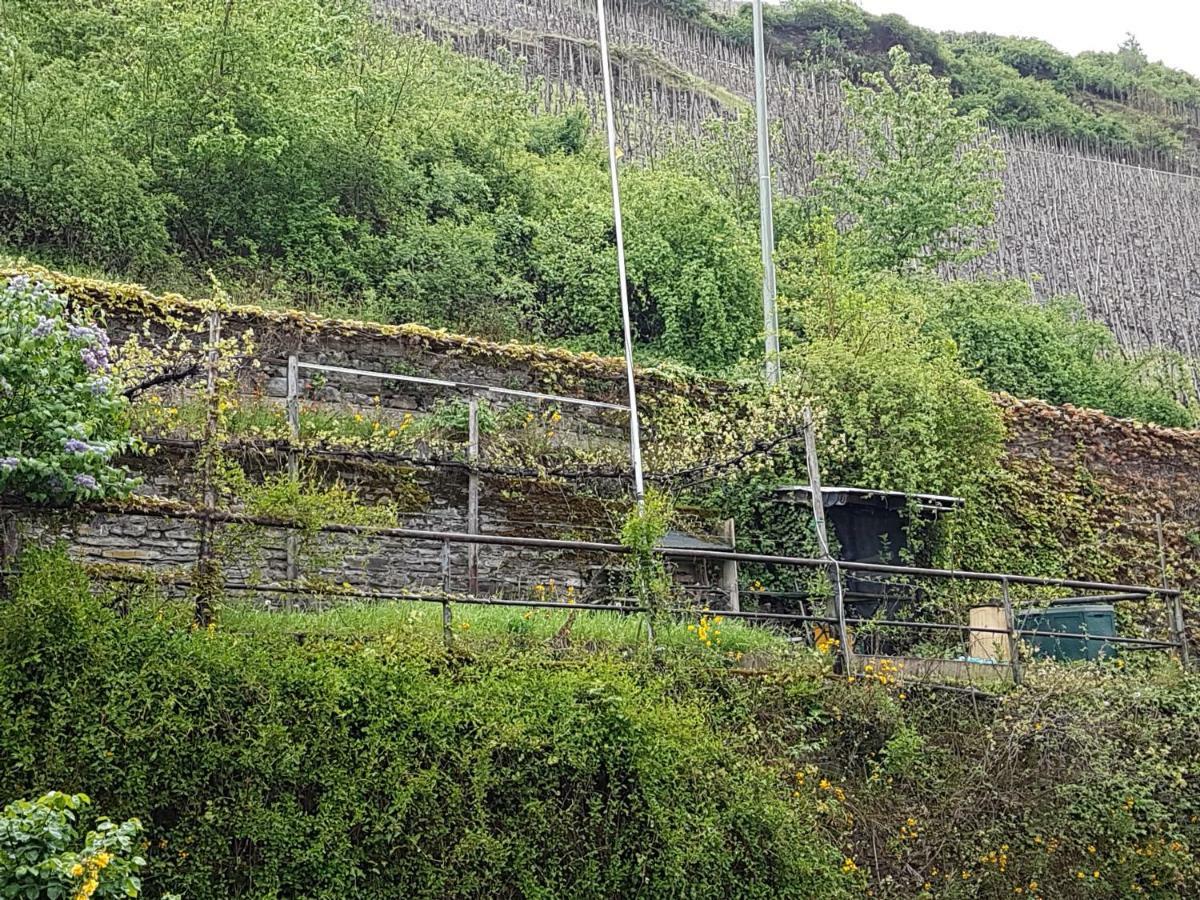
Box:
[816,46,1005,272]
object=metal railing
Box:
[71,502,1192,681]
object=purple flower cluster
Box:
[6,274,31,293]
[76,324,112,373]
[32,316,55,339]
[90,377,111,396]
[64,438,93,454]
[0,457,19,471]
[73,474,99,491]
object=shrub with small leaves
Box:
[0,791,146,900]
[0,276,135,503]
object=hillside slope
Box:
[374,0,1200,381]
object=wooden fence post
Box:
[1156,512,1191,669]
[1000,577,1023,685]
[721,517,739,612]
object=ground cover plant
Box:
[2,551,1198,898]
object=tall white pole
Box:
[596,0,645,505]
[753,0,781,386]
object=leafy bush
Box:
[0,792,147,900]
[533,161,760,370]
[924,278,1194,426]
[6,551,1200,897]
[816,47,1004,272]
[0,550,853,899]
[0,276,135,503]
[0,0,759,366]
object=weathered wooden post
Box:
[1000,577,1023,685]
[1156,512,1191,669]
[720,517,739,612]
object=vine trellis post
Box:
[1155,512,1192,670]
[999,577,1023,686]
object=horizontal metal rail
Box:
[122,504,1177,598]
[87,570,1179,651]
[296,361,630,412]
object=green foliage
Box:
[0,792,146,900]
[0,276,136,503]
[7,552,1200,897]
[619,490,675,619]
[775,217,1005,495]
[690,2,1200,160]
[0,0,758,368]
[534,161,761,370]
[0,551,853,900]
[817,47,1005,272]
[924,279,1195,426]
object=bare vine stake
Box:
[441,537,453,648]
[194,308,222,625]
[801,406,852,670]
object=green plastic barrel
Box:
[1016,604,1117,661]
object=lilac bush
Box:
[0,275,136,502]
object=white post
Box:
[752,0,781,386]
[596,0,646,506]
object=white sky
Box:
[854,0,1200,78]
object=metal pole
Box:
[752,0,781,386]
[596,0,645,506]
[1155,512,1191,668]
[802,406,851,668]
[286,355,300,582]
[467,397,480,594]
[194,308,222,625]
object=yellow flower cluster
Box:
[687,614,724,646]
[70,851,112,900]
[861,658,903,685]
[978,844,1010,873]
[531,580,577,604]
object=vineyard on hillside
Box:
[376,0,1200,382]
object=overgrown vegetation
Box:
[0,550,854,899]
[1,0,1192,426]
[0,0,759,371]
[3,552,1198,898]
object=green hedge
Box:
[0,551,851,899]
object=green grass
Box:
[218,597,791,658]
